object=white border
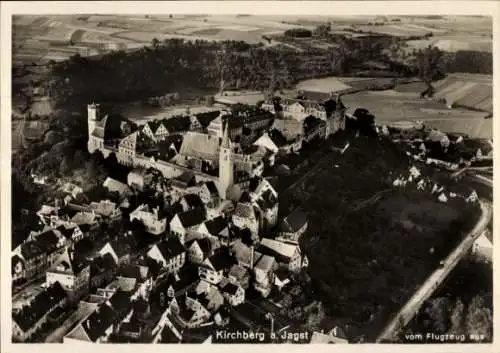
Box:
[1,2,498,353]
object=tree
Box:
[151,38,160,49]
[305,302,326,331]
[466,295,492,340]
[313,23,331,37]
[447,299,465,335]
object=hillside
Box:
[283,133,482,341]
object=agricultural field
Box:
[296,76,398,94]
[433,73,493,112]
[341,90,492,139]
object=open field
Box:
[433,73,492,112]
[341,90,492,139]
[14,15,491,66]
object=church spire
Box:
[221,116,231,149]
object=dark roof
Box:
[195,110,221,128]
[177,207,206,228]
[118,264,146,281]
[203,216,228,237]
[12,282,67,332]
[90,253,117,276]
[56,224,77,239]
[296,90,334,102]
[257,189,277,210]
[108,291,133,313]
[20,230,61,259]
[182,194,204,209]
[204,181,219,197]
[220,281,240,296]
[228,109,274,129]
[207,249,235,271]
[171,172,196,189]
[162,116,191,134]
[280,208,308,233]
[268,129,289,147]
[190,238,212,257]
[81,303,117,342]
[160,320,182,343]
[108,238,133,258]
[239,191,252,203]
[156,237,186,262]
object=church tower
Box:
[87,103,100,153]
[218,118,234,200]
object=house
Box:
[187,238,213,264]
[116,264,154,300]
[231,202,259,236]
[258,238,307,273]
[228,264,251,290]
[187,282,224,313]
[55,222,84,245]
[274,268,291,292]
[90,253,118,290]
[171,172,198,200]
[64,303,117,343]
[151,263,200,300]
[147,237,186,274]
[46,248,91,302]
[127,168,154,191]
[89,200,122,220]
[198,249,235,285]
[70,211,99,229]
[471,231,493,263]
[180,194,205,212]
[276,208,308,244]
[12,282,68,342]
[252,251,277,297]
[253,132,279,154]
[197,216,231,248]
[218,277,245,306]
[170,207,206,243]
[129,203,167,235]
[268,129,302,154]
[197,181,220,208]
[60,182,84,199]
[103,177,131,197]
[14,230,66,281]
[248,178,279,230]
[175,296,211,329]
[99,239,132,266]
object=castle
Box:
[87,104,246,202]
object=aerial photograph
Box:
[9,12,493,345]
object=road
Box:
[376,198,493,342]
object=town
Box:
[8,12,493,346]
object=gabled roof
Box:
[203,216,229,237]
[177,207,206,228]
[81,303,117,342]
[204,181,219,197]
[206,249,235,272]
[20,230,61,259]
[268,129,289,147]
[253,252,275,272]
[219,278,240,296]
[118,264,149,281]
[182,194,204,210]
[156,237,186,262]
[194,110,221,128]
[279,208,308,233]
[179,132,220,161]
[12,282,67,332]
[171,171,196,189]
[49,248,88,275]
[103,177,130,196]
[90,253,117,276]
[161,116,191,134]
[258,238,299,263]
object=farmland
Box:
[341,90,492,139]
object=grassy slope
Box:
[285,133,481,340]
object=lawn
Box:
[283,134,481,341]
